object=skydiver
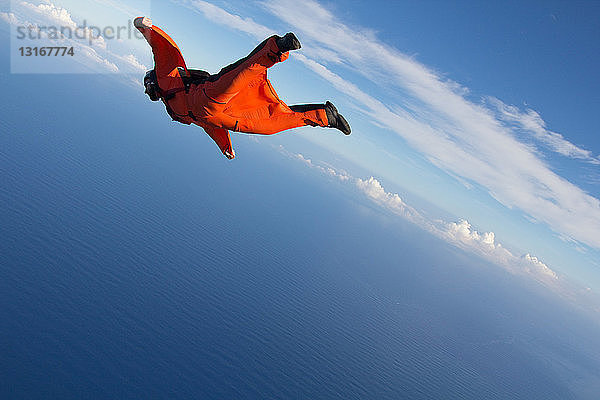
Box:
[134,17,350,160]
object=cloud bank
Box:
[181,0,600,250]
[261,0,600,249]
[488,97,600,164]
[287,149,560,289]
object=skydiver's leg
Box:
[288,104,327,113]
[203,106,329,135]
[250,101,354,135]
[290,102,351,135]
[202,36,291,107]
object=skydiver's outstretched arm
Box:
[134,17,186,92]
[202,34,300,106]
[203,127,235,159]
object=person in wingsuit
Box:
[134,17,351,159]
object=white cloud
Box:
[120,54,148,72]
[179,0,600,249]
[355,177,414,218]
[290,150,562,287]
[295,153,313,167]
[20,0,77,29]
[488,97,599,164]
[186,0,275,39]
[522,253,558,280]
[20,0,108,49]
[79,46,119,72]
[446,220,498,249]
[443,219,558,282]
[89,0,148,18]
[0,12,20,25]
[257,0,600,250]
[287,147,560,287]
[296,153,351,181]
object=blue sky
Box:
[1,0,599,310]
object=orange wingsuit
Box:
[135,18,348,159]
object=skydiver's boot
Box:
[276,32,302,52]
[134,16,152,30]
[325,101,351,135]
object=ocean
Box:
[1,69,600,399]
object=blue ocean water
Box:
[1,58,600,398]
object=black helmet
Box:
[143,69,161,101]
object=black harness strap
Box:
[148,67,222,124]
[158,68,209,123]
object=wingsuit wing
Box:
[223,71,292,121]
[135,19,187,93]
[203,127,235,159]
[136,18,233,158]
